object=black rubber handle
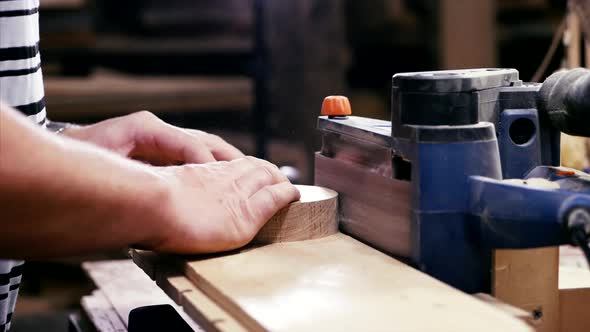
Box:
[537,68,590,137]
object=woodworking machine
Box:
[315,68,590,293]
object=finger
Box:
[181,141,217,164]
[139,124,217,164]
[198,132,244,161]
[247,182,301,228]
[223,156,277,179]
[185,129,244,161]
[233,162,289,197]
[167,129,217,164]
[211,139,245,161]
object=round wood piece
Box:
[252,185,338,244]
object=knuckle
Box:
[134,110,159,122]
[222,199,250,247]
[244,156,259,164]
[264,164,286,182]
[215,160,229,167]
[238,197,256,223]
[265,186,281,206]
[231,177,245,196]
[207,133,224,144]
[260,165,275,182]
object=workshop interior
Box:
[8,0,590,331]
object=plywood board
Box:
[174,234,533,332]
[166,276,248,332]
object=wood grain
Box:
[314,153,412,257]
[493,247,559,332]
[166,276,248,332]
[178,234,532,332]
[252,185,338,244]
[82,260,201,331]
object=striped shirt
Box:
[0,0,46,125]
[1,0,46,330]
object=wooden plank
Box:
[492,247,560,332]
[253,185,338,244]
[81,290,127,332]
[166,276,248,332]
[130,251,246,332]
[175,234,532,332]
[82,260,201,331]
[44,71,253,120]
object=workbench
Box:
[128,240,535,332]
[77,245,590,332]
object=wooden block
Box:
[559,249,590,332]
[492,247,559,332]
[560,286,590,332]
[561,133,589,171]
[252,185,338,244]
[315,153,412,257]
[178,234,532,332]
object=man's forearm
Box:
[0,106,167,258]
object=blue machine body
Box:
[317,68,590,293]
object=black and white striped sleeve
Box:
[0,0,46,125]
[0,261,23,332]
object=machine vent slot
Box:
[393,156,412,181]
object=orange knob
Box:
[555,169,576,177]
[321,96,352,116]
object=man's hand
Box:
[145,157,300,254]
[0,107,299,258]
[63,111,244,165]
